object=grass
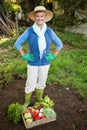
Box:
[57,31,87,49]
[48,49,87,99]
[0,29,87,100]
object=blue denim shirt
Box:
[14,27,63,66]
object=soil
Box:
[0,79,87,130]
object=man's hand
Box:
[46,53,56,61]
[22,54,35,61]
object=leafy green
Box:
[7,102,22,124]
[43,108,56,117]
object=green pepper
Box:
[33,102,40,109]
[44,95,50,103]
[40,101,49,108]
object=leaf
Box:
[7,102,22,124]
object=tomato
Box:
[32,111,39,118]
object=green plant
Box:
[57,32,87,49]
[7,102,22,124]
[47,49,87,100]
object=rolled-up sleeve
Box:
[51,29,63,51]
[14,28,29,50]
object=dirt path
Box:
[0,79,87,130]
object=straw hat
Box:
[28,6,53,22]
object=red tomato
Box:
[32,111,39,118]
[34,116,39,121]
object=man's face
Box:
[35,11,46,26]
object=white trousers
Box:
[25,64,50,93]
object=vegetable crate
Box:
[22,108,57,129]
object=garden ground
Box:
[0,79,87,130]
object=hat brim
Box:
[28,10,53,22]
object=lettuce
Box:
[43,108,56,117]
[7,102,22,124]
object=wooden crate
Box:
[22,110,57,129]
